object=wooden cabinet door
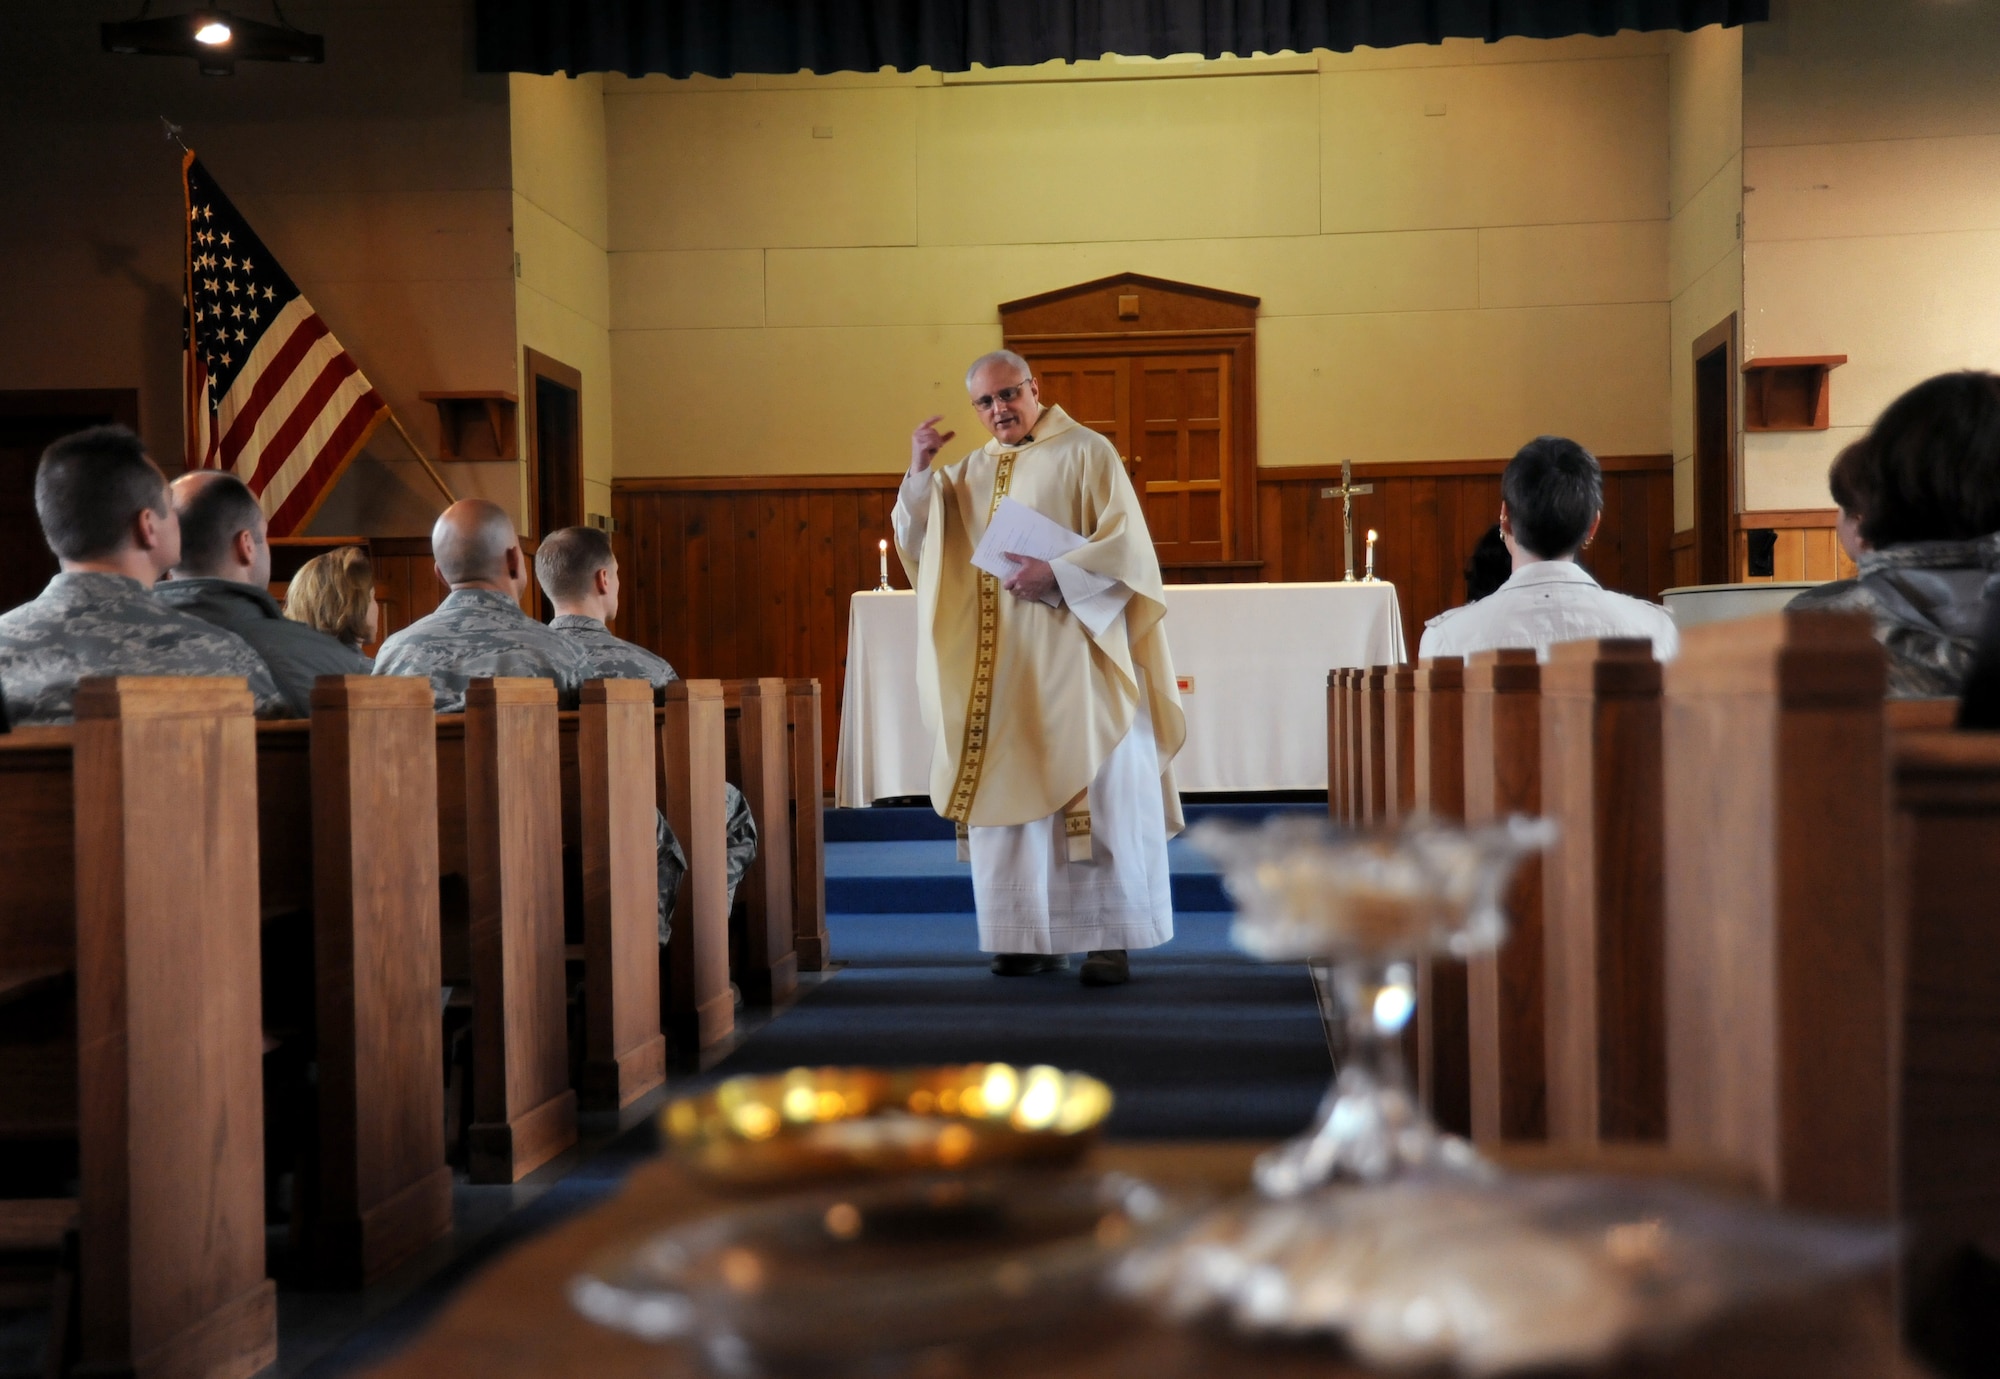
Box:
[1134,354,1231,564]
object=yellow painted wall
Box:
[510,73,616,527]
[0,1,520,535]
[603,35,1674,478]
[1666,24,1742,532]
[1741,0,2000,510]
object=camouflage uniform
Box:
[549,613,759,938]
[550,614,678,689]
[376,590,703,943]
[1788,533,2000,698]
[0,571,287,725]
[373,588,591,712]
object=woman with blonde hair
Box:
[285,545,379,663]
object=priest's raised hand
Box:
[910,414,955,473]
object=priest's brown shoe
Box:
[1079,950,1130,986]
[990,953,1067,976]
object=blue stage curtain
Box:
[475,1,1767,78]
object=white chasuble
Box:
[893,404,1186,953]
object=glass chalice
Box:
[1188,813,1553,1197]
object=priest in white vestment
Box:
[894,350,1186,987]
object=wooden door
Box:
[524,348,583,540]
[1027,353,1234,564]
[1031,357,1130,463]
[1134,354,1230,564]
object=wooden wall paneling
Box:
[786,679,830,972]
[305,676,452,1287]
[661,681,734,1052]
[724,678,797,1007]
[574,681,668,1112]
[1889,729,2000,1329]
[1412,658,1470,1138]
[1663,612,1892,1221]
[1540,639,1667,1147]
[463,678,577,1184]
[1361,666,1388,826]
[609,459,1670,792]
[72,676,277,1377]
[1462,649,1547,1146]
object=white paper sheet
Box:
[970,497,1087,607]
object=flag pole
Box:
[384,408,459,508]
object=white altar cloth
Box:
[835,583,1406,805]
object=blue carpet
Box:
[693,907,1329,1141]
[823,799,1326,843]
[826,836,1237,913]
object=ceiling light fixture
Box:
[102,3,323,77]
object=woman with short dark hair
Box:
[1791,371,2000,697]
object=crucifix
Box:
[1319,458,1374,583]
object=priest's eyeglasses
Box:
[971,379,1033,412]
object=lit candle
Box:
[1365,529,1377,582]
[878,538,890,591]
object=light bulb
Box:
[194,20,232,45]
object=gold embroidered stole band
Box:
[944,451,1015,826]
[1062,791,1092,863]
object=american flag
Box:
[182,151,388,536]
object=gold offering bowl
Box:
[664,1064,1113,1185]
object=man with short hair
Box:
[535,525,679,690]
[157,470,370,716]
[1418,435,1678,662]
[534,524,758,929]
[372,499,591,711]
[0,425,286,725]
[897,350,1185,987]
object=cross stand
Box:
[1320,458,1374,583]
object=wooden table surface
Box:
[364,1140,1909,1378]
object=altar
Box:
[835,583,1406,804]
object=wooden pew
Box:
[1382,665,1418,824]
[1663,613,2000,1345]
[557,681,668,1112]
[1412,657,1470,1137]
[299,677,451,1285]
[435,679,577,1184]
[1359,666,1389,826]
[722,678,797,1007]
[786,678,829,973]
[1462,649,1547,1145]
[0,678,278,1378]
[2,676,451,1295]
[1326,669,1349,823]
[1541,638,1666,1147]
[1885,727,2000,1333]
[1662,612,1892,1221]
[661,680,734,1053]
